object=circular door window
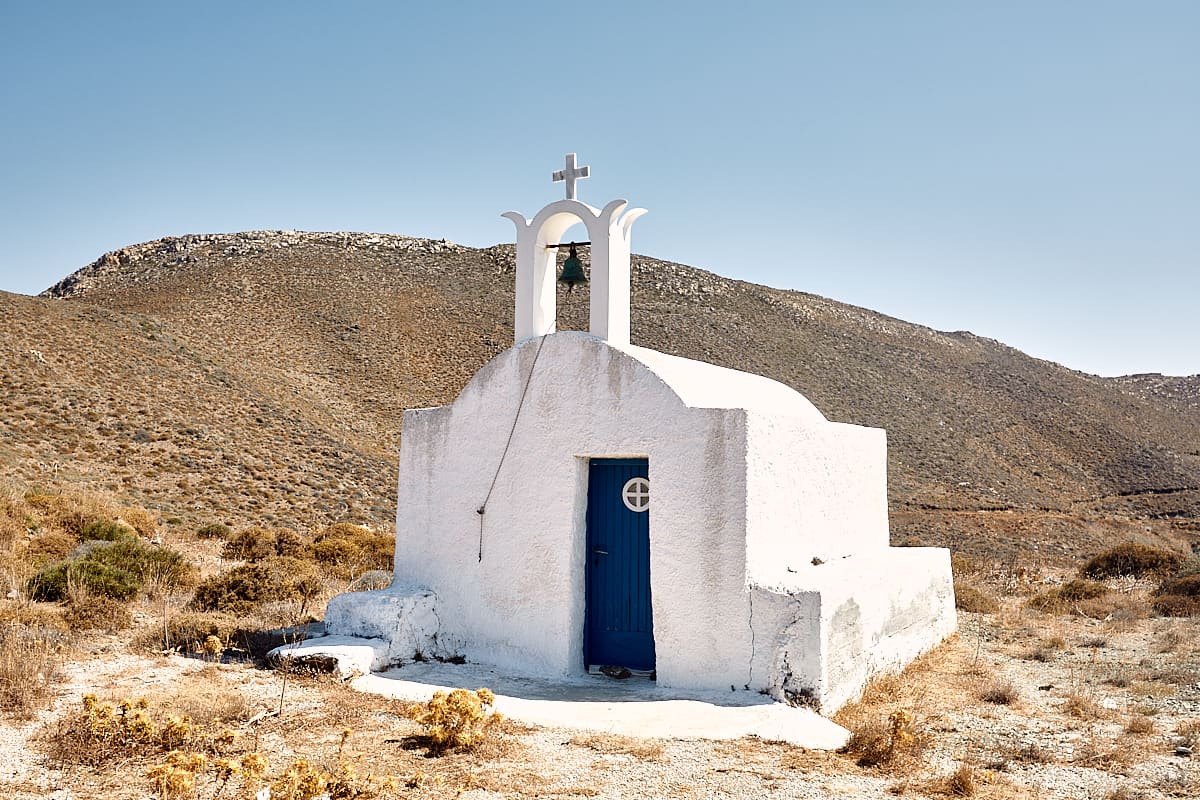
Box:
[622,477,650,512]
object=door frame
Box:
[583,456,655,672]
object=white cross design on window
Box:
[622,477,650,512]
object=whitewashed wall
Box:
[744,413,891,576]
[326,330,956,706]
[392,332,757,689]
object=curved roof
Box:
[615,340,827,423]
[450,332,828,424]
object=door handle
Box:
[593,548,608,555]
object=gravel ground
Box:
[2,586,1197,799]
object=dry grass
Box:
[1124,713,1155,735]
[1027,579,1109,614]
[62,593,133,633]
[1074,736,1137,773]
[936,763,977,796]
[570,733,666,761]
[189,557,322,615]
[1152,626,1193,653]
[840,708,929,769]
[1081,543,1184,579]
[1153,574,1200,617]
[1176,718,1200,747]
[978,680,1019,705]
[1003,742,1054,765]
[405,688,505,754]
[1061,691,1104,720]
[40,693,239,769]
[955,584,1000,614]
[0,615,66,717]
[221,526,305,562]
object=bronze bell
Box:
[558,242,588,291]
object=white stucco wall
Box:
[392,332,759,690]
[325,329,956,707]
[753,547,957,711]
[744,413,891,577]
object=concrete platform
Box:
[270,636,850,749]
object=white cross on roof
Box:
[551,153,590,200]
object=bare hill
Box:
[10,230,1198,562]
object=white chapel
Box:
[322,155,956,712]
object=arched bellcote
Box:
[502,154,647,346]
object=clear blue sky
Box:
[2,1,1196,377]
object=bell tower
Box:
[503,154,647,346]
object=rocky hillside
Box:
[7,230,1197,562]
[1108,373,1200,413]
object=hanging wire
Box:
[746,588,756,689]
[477,334,549,561]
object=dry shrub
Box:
[24,490,117,539]
[1144,665,1200,686]
[117,505,158,538]
[81,519,137,543]
[938,763,976,796]
[979,680,1018,705]
[195,522,231,540]
[1124,713,1155,735]
[1129,679,1177,699]
[1074,736,1134,772]
[1060,579,1108,601]
[950,552,983,577]
[0,618,66,717]
[1150,594,1200,617]
[1176,718,1200,747]
[1105,789,1146,800]
[1027,633,1066,660]
[221,526,305,561]
[1024,645,1057,663]
[40,695,387,800]
[1027,579,1110,614]
[190,556,321,615]
[1103,666,1134,688]
[1098,596,1152,630]
[132,611,241,655]
[0,488,32,550]
[1004,742,1053,764]
[145,751,269,800]
[24,529,78,565]
[1153,627,1190,653]
[570,733,665,761]
[841,709,927,769]
[1152,574,1200,617]
[63,593,132,632]
[41,692,250,771]
[407,688,504,754]
[268,755,397,800]
[347,569,392,592]
[1062,691,1104,719]
[1082,543,1183,579]
[954,584,999,614]
[167,669,250,726]
[1175,555,1200,579]
[311,523,393,579]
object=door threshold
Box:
[588,664,656,680]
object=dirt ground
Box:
[2,567,1197,800]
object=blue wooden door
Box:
[585,458,655,671]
